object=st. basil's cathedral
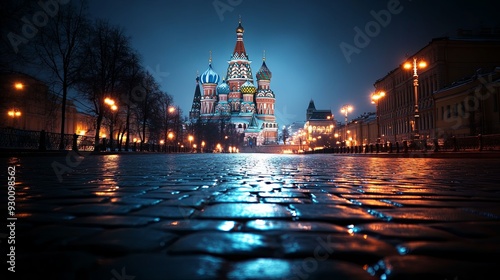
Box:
[189,19,278,146]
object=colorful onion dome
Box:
[256,60,272,80]
[200,63,220,84]
[217,79,230,95]
[240,80,256,94]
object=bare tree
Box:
[117,52,144,151]
[132,71,163,150]
[78,20,133,152]
[34,0,89,150]
[152,91,174,144]
[282,126,290,145]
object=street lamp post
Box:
[166,106,175,143]
[404,58,427,141]
[104,98,118,151]
[371,91,386,144]
[168,132,174,152]
[340,105,353,146]
[188,135,194,152]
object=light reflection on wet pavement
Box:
[3,153,500,279]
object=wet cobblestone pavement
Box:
[2,153,500,279]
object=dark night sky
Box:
[86,0,500,125]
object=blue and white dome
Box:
[217,79,230,94]
[200,63,220,84]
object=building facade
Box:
[189,20,278,146]
[304,100,335,148]
[373,34,500,144]
[434,68,500,137]
[0,71,91,135]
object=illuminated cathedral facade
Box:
[189,20,278,146]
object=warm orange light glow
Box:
[104,98,115,105]
[8,110,21,117]
[168,106,176,113]
[14,82,24,90]
[341,105,353,114]
[371,91,386,103]
[403,58,427,70]
[111,104,118,111]
[168,132,174,140]
[160,140,165,144]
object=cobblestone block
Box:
[56,203,141,215]
[131,205,195,219]
[396,238,500,261]
[349,222,456,241]
[226,258,377,280]
[376,207,500,222]
[70,214,159,227]
[281,233,398,264]
[69,228,177,254]
[168,232,280,257]
[151,219,240,232]
[429,221,500,238]
[244,219,346,233]
[291,204,377,222]
[91,254,224,280]
[197,203,293,219]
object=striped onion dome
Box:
[256,61,272,80]
[200,63,220,84]
[240,80,256,94]
[217,79,230,94]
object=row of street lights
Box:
[339,57,426,146]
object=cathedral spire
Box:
[233,18,247,59]
[189,73,202,121]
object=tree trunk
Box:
[125,102,131,151]
[94,112,103,152]
[59,81,68,150]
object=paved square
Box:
[2,153,500,279]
